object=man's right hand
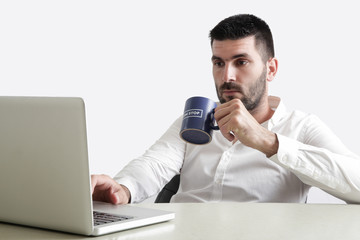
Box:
[91,174,131,205]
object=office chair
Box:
[155,175,180,203]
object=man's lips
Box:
[222,90,240,95]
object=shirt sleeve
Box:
[113,116,185,203]
[270,115,360,204]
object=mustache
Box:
[219,82,244,93]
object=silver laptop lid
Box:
[0,97,94,235]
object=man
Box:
[91,14,360,204]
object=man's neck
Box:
[250,96,274,124]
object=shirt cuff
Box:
[114,177,137,204]
[270,134,300,170]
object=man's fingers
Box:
[90,174,130,205]
[220,126,235,142]
[90,174,99,194]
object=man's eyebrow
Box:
[211,53,250,61]
[211,55,222,61]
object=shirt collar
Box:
[267,96,287,130]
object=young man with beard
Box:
[91,14,360,204]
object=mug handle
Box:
[210,109,219,130]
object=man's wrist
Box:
[120,184,131,203]
[261,132,279,158]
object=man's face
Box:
[211,36,268,110]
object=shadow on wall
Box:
[307,187,345,204]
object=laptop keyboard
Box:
[93,211,133,226]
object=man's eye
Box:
[236,60,248,66]
[213,61,224,67]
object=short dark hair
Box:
[209,14,275,62]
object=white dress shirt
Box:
[114,96,360,203]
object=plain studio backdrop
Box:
[1,0,359,204]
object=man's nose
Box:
[222,64,236,82]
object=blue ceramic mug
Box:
[180,96,219,144]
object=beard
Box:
[216,66,267,111]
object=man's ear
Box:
[266,57,278,82]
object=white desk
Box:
[1,202,359,240]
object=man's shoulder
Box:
[280,109,321,127]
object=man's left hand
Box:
[214,99,279,157]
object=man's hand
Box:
[214,99,278,157]
[91,174,131,205]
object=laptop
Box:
[0,96,175,236]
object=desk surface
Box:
[1,202,359,240]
